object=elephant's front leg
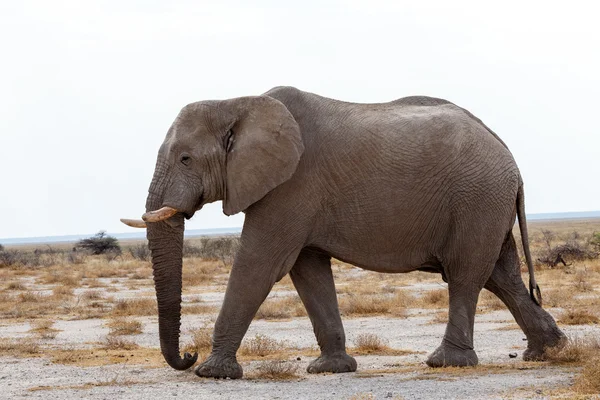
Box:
[289,249,357,374]
[195,260,275,379]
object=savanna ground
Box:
[1,219,599,399]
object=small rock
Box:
[385,392,393,398]
[296,357,301,361]
[509,352,518,358]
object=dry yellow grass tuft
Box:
[240,334,285,357]
[353,333,388,352]
[350,333,418,356]
[418,289,449,308]
[574,355,600,394]
[430,311,448,324]
[107,318,143,335]
[111,298,157,316]
[41,272,81,287]
[479,290,505,311]
[5,281,26,290]
[52,285,73,299]
[29,319,60,339]
[250,360,300,380]
[255,295,306,320]
[80,290,104,301]
[543,287,577,308]
[0,337,41,357]
[545,336,600,364]
[101,336,139,350]
[183,325,213,355]
[559,309,599,325]
[339,292,410,317]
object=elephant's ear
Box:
[222,96,303,216]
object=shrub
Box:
[559,309,599,325]
[107,318,143,335]
[253,361,299,380]
[129,243,150,261]
[353,333,388,352]
[240,334,284,357]
[75,231,121,255]
[102,336,139,350]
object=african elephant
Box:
[121,86,565,379]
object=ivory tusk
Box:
[120,218,147,228]
[142,206,179,222]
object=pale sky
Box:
[1,1,599,239]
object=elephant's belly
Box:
[309,208,448,274]
[311,230,440,274]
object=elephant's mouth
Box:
[120,193,205,228]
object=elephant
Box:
[121,86,565,379]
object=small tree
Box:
[76,231,121,255]
[0,243,4,252]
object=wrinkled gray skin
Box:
[144,86,565,378]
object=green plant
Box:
[76,231,121,255]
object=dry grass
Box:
[339,292,411,317]
[183,325,213,355]
[559,309,599,325]
[111,298,157,316]
[29,319,59,339]
[52,285,73,299]
[85,278,107,288]
[80,290,104,301]
[5,281,26,290]
[107,318,143,335]
[478,290,505,311]
[350,333,418,356]
[255,295,306,320]
[545,336,600,364]
[49,346,164,367]
[574,354,600,394]
[0,337,41,356]
[430,311,448,324]
[40,272,81,287]
[240,334,285,357]
[417,289,449,308]
[543,287,577,308]
[249,360,300,380]
[101,336,139,350]
[353,333,387,352]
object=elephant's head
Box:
[121,96,303,370]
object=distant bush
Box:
[75,231,121,256]
[536,230,599,268]
[129,243,150,261]
[182,236,240,267]
[0,243,4,252]
[591,232,600,251]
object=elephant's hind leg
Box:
[484,233,565,360]
[289,249,357,374]
[426,275,484,368]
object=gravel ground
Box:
[1,304,595,399]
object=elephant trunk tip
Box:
[165,351,198,371]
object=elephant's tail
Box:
[517,183,542,306]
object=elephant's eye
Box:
[180,155,192,166]
[224,129,234,152]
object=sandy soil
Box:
[1,281,597,399]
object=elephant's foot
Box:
[195,354,243,379]
[426,342,478,368]
[307,353,357,374]
[523,330,567,361]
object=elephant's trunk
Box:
[146,160,197,370]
